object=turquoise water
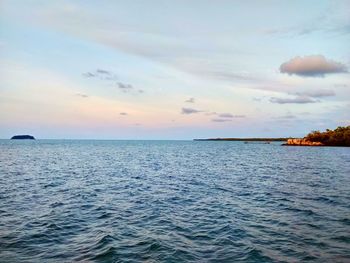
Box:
[0,140,349,262]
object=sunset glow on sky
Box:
[0,1,349,139]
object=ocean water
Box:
[0,140,349,263]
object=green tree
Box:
[305,126,350,146]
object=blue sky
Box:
[0,0,349,139]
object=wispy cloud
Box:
[83,69,117,80]
[280,55,348,77]
[270,96,316,104]
[252,97,263,102]
[117,82,144,94]
[82,69,143,94]
[273,114,296,119]
[218,113,234,118]
[266,88,335,105]
[205,112,217,116]
[293,89,335,98]
[201,70,258,82]
[75,93,89,98]
[185,97,195,103]
[211,118,232,122]
[214,112,245,118]
[264,25,325,37]
[263,7,350,38]
[334,84,348,88]
[120,112,128,116]
[177,61,259,83]
[82,72,95,78]
[181,107,202,114]
[117,82,133,92]
[96,69,111,75]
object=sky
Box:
[0,0,349,139]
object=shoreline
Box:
[194,138,288,142]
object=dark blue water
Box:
[0,140,349,262]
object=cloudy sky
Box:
[0,0,349,139]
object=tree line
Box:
[305,126,350,146]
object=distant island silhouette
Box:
[11,135,35,140]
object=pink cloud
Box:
[280,55,347,77]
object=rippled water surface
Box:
[0,140,349,262]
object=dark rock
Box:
[11,135,35,140]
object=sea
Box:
[0,140,349,262]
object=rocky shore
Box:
[283,138,323,146]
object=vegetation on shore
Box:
[305,126,350,146]
[195,126,350,147]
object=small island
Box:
[283,126,350,147]
[11,135,35,140]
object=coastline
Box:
[194,138,288,142]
